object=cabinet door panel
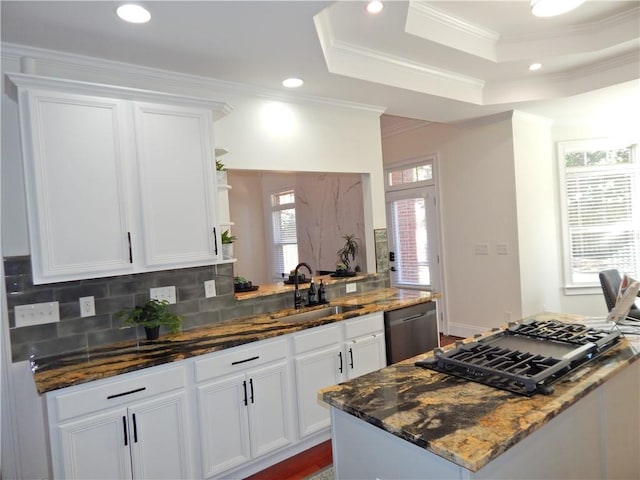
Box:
[134,103,217,266]
[58,408,132,479]
[197,374,250,477]
[347,333,386,379]
[24,91,132,283]
[294,345,342,437]
[129,392,192,479]
[248,362,293,458]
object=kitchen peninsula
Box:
[320,312,640,480]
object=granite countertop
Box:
[32,287,437,395]
[319,312,640,473]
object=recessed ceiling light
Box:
[282,78,304,88]
[531,0,585,17]
[529,63,542,71]
[117,4,151,24]
[367,1,384,14]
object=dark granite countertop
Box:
[32,288,437,394]
[319,312,640,472]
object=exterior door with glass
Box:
[386,186,440,292]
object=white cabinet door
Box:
[129,391,192,480]
[196,361,293,478]
[20,90,134,283]
[58,408,132,479]
[247,361,293,458]
[133,102,219,267]
[294,344,342,437]
[197,374,251,478]
[346,333,386,380]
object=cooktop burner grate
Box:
[416,319,621,396]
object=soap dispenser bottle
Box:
[318,280,326,304]
[307,278,317,305]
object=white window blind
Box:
[560,142,639,287]
[271,190,298,277]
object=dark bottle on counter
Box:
[318,280,326,304]
[307,278,317,305]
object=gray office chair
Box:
[599,269,640,321]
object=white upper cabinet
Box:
[8,73,231,284]
[133,102,218,267]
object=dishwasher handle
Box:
[387,312,428,327]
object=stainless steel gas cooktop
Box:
[416,319,621,396]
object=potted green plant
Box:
[118,299,182,341]
[336,234,360,274]
[221,229,236,259]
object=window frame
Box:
[557,139,639,294]
[268,188,298,280]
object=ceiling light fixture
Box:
[528,63,542,71]
[367,1,384,14]
[116,4,151,23]
[282,77,304,88]
[531,0,585,17]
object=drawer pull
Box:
[231,355,259,366]
[107,387,146,400]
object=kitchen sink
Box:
[280,304,364,322]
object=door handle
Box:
[349,348,354,369]
[242,380,248,406]
[132,413,138,443]
[338,351,343,373]
[389,251,395,262]
[249,378,254,404]
[122,416,128,446]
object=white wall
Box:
[382,113,522,337]
[512,112,562,316]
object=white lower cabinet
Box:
[47,364,192,479]
[45,313,387,479]
[293,313,386,440]
[194,338,294,478]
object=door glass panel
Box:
[389,196,430,287]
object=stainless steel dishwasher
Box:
[384,301,439,365]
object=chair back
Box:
[599,269,622,312]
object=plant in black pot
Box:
[335,234,360,276]
[119,299,182,341]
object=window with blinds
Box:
[271,190,298,278]
[559,142,639,287]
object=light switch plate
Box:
[150,286,177,304]
[346,283,357,293]
[475,243,489,255]
[14,301,60,328]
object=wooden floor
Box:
[245,334,462,480]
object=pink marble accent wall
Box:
[296,173,366,273]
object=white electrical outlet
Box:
[14,301,60,328]
[79,296,96,317]
[150,286,177,304]
[346,283,357,293]
[204,280,216,298]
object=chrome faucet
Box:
[293,262,313,309]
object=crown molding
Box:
[0,43,386,115]
[406,1,499,62]
[409,1,500,42]
[381,116,433,138]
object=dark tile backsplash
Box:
[4,256,389,362]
